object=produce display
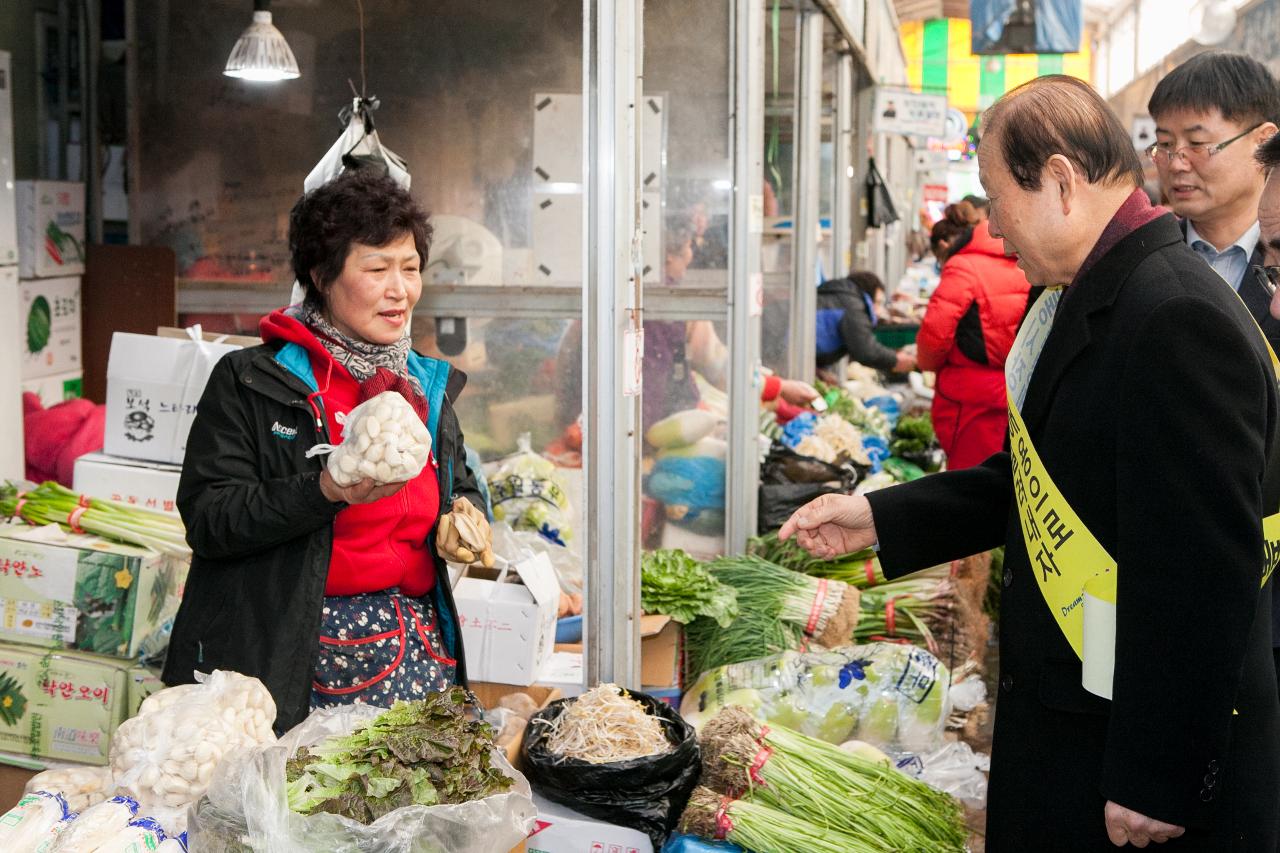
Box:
[694,707,967,850]
[641,549,739,628]
[487,434,575,545]
[0,791,73,851]
[1,481,189,555]
[285,689,512,823]
[683,555,860,682]
[681,787,871,853]
[543,683,673,764]
[307,390,433,487]
[680,644,951,753]
[110,670,276,810]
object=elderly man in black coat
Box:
[783,75,1280,851]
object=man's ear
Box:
[1043,154,1077,215]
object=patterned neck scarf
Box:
[291,302,424,397]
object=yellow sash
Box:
[1006,288,1280,699]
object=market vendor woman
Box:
[163,169,489,731]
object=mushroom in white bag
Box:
[0,791,74,850]
[111,670,277,812]
[305,391,433,486]
[48,795,139,852]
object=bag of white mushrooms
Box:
[306,391,433,486]
[108,670,277,813]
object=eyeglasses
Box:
[1262,264,1280,296]
[1146,123,1263,165]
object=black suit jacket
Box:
[1176,219,1280,649]
[869,215,1280,851]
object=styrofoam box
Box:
[17,181,85,278]
[74,452,182,515]
[528,793,653,853]
[20,276,81,379]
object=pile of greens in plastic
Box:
[285,689,512,824]
[888,415,937,457]
[641,549,739,628]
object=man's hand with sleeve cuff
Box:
[779,493,879,559]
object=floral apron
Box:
[310,590,456,711]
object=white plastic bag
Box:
[25,765,114,814]
[0,791,73,850]
[49,795,138,852]
[897,741,990,809]
[111,670,277,812]
[187,703,537,853]
[305,391,432,487]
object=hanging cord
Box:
[356,0,366,98]
[343,0,370,125]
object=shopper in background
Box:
[782,75,1280,850]
[1149,50,1280,704]
[815,271,916,375]
[962,193,991,221]
[164,170,488,731]
[928,200,981,265]
[916,203,1031,470]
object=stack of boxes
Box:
[16,182,86,405]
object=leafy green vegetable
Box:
[285,688,512,824]
[889,414,938,457]
[641,549,739,628]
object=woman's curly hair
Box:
[288,168,432,305]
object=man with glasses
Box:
[1148,52,1278,297]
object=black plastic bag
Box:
[522,692,700,849]
[759,481,843,532]
[760,441,862,486]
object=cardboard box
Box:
[454,554,560,685]
[556,614,682,692]
[527,793,653,853]
[16,181,85,279]
[0,525,190,660]
[104,331,241,464]
[0,641,132,765]
[74,453,182,515]
[0,52,16,267]
[0,268,21,481]
[126,664,165,719]
[20,276,81,380]
[21,371,83,405]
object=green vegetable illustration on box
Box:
[73,552,136,656]
[45,220,83,267]
[27,296,51,354]
[0,672,29,726]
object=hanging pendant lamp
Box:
[224,0,300,82]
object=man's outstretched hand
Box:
[779,493,878,559]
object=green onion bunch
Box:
[1,481,189,555]
[680,786,870,853]
[693,706,967,851]
[683,556,859,683]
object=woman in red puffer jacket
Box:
[918,206,1032,470]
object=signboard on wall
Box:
[871,88,948,138]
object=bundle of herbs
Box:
[683,555,860,683]
[680,786,870,853]
[641,549,739,627]
[692,706,967,851]
[1,481,189,555]
[285,688,512,824]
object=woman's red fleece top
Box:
[261,310,440,597]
